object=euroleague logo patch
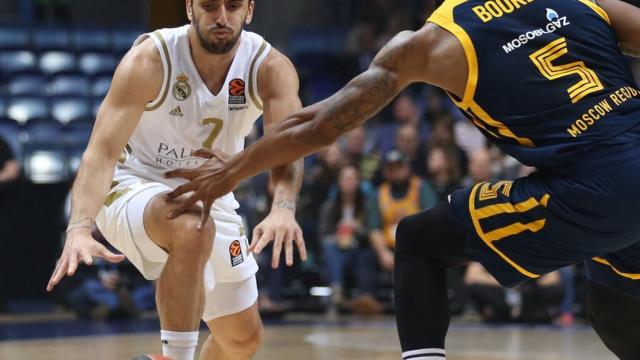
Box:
[229,78,246,105]
[229,240,244,267]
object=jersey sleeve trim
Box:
[145,31,172,112]
[248,40,270,111]
[427,8,478,109]
[576,0,611,24]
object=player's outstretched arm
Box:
[250,49,307,267]
[599,0,640,57]
[47,39,163,291]
[164,27,457,215]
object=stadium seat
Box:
[8,75,48,96]
[7,97,49,124]
[72,29,112,52]
[50,97,91,124]
[91,97,103,117]
[39,51,78,76]
[48,75,91,97]
[22,145,69,184]
[66,121,92,148]
[79,52,117,76]
[33,28,71,51]
[24,119,66,145]
[0,96,5,117]
[67,144,85,173]
[0,117,23,160]
[0,51,38,76]
[0,28,29,50]
[91,76,112,97]
[112,29,143,54]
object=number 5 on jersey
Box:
[202,118,224,149]
[530,37,604,104]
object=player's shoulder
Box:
[257,46,299,97]
[120,37,163,76]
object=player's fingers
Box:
[248,227,263,253]
[192,148,215,159]
[253,228,273,255]
[198,199,213,230]
[165,168,199,181]
[94,243,126,263]
[272,230,285,268]
[166,182,197,201]
[167,195,198,219]
[80,249,93,266]
[47,258,68,291]
[285,230,294,267]
[66,250,79,276]
[295,228,307,261]
[210,148,230,161]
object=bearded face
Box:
[189,0,254,54]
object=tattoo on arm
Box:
[274,200,296,211]
[325,33,416,133]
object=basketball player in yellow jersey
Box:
[167,0,640,358]
[46,1,307,359]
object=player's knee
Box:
[588,282,640,360]
[217,322,264,356]
[395,213,422,254]
[169,214,215,262]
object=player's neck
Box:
[187,28,241,94]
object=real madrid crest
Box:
[173,73,192,101]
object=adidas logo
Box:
[169,106,183,117]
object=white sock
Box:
[160,330,199,360]
[402,348,446,360]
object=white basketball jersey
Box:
[115,25,271,216]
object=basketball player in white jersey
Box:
[46,1,306,359]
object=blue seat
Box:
[66,121,93,148]
[0,118,23,160]
[23,144,70,183]
[39,51,78,76]
[112,29,143,54]
[91,76,112,97]
[72,30,112,52]
[48,75,91,97]
[79,52,117,76]
[0,51,38,76]
[50,97,91,124]
[0,97,5,118]
[91,97,103,117]
[33,28,71,51]
[67,144,85,173]
[0,28,29,50]
[24,119,66,145]
[8,75,48,96]
[7,97,49,124]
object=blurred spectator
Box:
[358,150,437,314]
[426,115,468,178]
[0,135,20,313]
[341,127,380,182]
[465,263,564,324]
[345,23,378,72]
[376,93,427,155]
[426,145,462,201]
[396,124,427,177]
[462,148,495,187]
[318,166,370,309]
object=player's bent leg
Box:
[200,278,262,360]
[394,201,470,360]
[588,281,640,360]
[144,193,215,359]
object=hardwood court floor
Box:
[0,317,616,360]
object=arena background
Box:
[0,1,639,359]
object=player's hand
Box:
[248,207,307,268]
[164,149,240,229]
[47,228,125,292]
[377,248,395,272]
